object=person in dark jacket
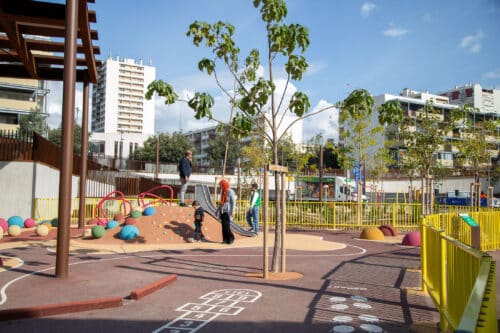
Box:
[178,150,192,206]
[188,200,206,242]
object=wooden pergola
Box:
[0,0,101,278]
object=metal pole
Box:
[55,0,78,278]
[263,166,269,279]
[155,134,159,180]
[78,81,89,229]
[319,145,323,202]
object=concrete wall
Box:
[0,161,79,218]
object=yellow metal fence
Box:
[421,212,498,333]
[34,198,425,231]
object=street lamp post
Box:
[155,133,159,180]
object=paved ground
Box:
[0,230,484,333]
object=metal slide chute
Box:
[194,185,255,237]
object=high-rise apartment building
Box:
[90,56,156,159]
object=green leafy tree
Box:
[205,126,241,171]
[241,138,270,175]
[339,89,382,201]
[145,0,336,273]
[134,132,193,163]
[306,136,340,172]
[449,104,497,206]
[19,109,49,137]
[48,123,85,154]
[379,100,449,212]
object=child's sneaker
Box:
[187,237,195,243]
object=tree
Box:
[19,109,49,137]
[338,89,382,201]
[134,132,193,163]
[48,123,85,154]
[449,104,496,206]
[379,99,449,212]
[306,135,340,172]
[145,0,336,273]
[205,126,241,171]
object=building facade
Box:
[371,87,498,170]
[184,113,304,167]
[90,56,156,159]
[0,77,49,132]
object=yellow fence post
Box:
[439,232,448,332]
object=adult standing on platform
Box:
[219,179,235,244]
[179,150,192,206]
[246,183,260,235]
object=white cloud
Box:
[361,2,376,17]
[302,100,338,143]
[305,61,328,75]
[45,81,87,129]
[383,26,409,38]
[459,30,484,54]
[482,68,500,80]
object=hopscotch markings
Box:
[327,288,383,333]
[152,289,262,333]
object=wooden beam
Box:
[0,10,37,77]
[78,0,97,83]
[268,164,288,173]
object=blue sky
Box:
[47,0,500,142]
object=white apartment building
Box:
[439,83,500,115]
[370,87,499,169]
[184,112,303,167]
[90,56,156,159]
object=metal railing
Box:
[421,212,498,333]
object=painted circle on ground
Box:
[329,296,346,302]
[330,304,349,311]
[332,315,353,323]
[353,302,372,309]
[350,295,368,302]
[359,314,379,322]
[360,323,383,332]
[332,325,355,333]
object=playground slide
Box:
[194,184,255,237]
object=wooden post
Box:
[55,0,78,278]
[78,81,89,229]
[263,166,269,279]
[281,172,286,273]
